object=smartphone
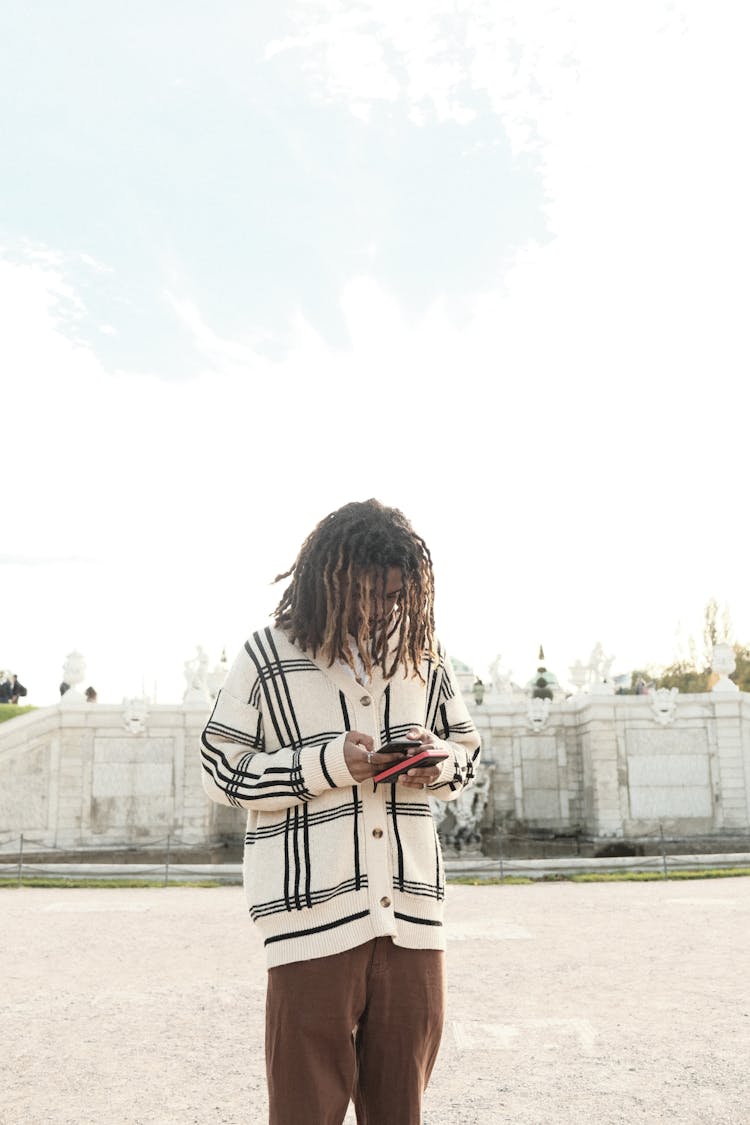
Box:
[372,747,449,787]
[377,738,422,755]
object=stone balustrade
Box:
[2,689,749,856]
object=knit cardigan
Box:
[200,625,481,968]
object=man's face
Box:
[349,566,403,638]
[371,567,404,629]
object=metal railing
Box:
[446,822,750,881]
[0,833,242,887]
[2,828,749,886]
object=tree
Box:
[656,661,710,694]
[653,599,745,693]
[731,645,750,692]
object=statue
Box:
[527,696,551,731]
[568,660,588,694]
[207,649,229,700]
[489,654,514,699]
[586,641,615,695]
[432,764,494,850]
[183,645,210,704]
[60,651,86,704]
[588,641,614,683]
[122,697,149,735]
[711,643,739,692]
[651,686,678,725]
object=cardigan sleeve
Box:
[199,645,354,812]
[425,648,481,802]
[200,689,353,810]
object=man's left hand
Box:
[396,725,447,789]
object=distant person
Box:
[200,498,481,1125]
[59,681,70,697]
[9,674,27,704]
[85,686,98,703]
[1,672,26,704]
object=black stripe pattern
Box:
[200,625,480,964]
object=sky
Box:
[1,0,748,706]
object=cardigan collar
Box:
[279,623,404,701]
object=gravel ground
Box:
[2,878,749,1124]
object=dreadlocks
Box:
[273,499,437,681]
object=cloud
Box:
[78,252,114,274]
[276,2,750,393]
[4,2,750,700]
[267,0,480,124]
[265,13,401,109]
[164,291,270,368]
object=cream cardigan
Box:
[200,625,481,968]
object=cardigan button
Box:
[372,828,383,839]
[360,696,371,706]
[380,896,391,908]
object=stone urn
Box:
[711,643,738,692]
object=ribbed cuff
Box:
[430,743,459,789]
[302,734,353,793]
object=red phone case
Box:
[372,748,449,786]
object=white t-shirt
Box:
[338,635,370,687]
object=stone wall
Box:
[472,690,750,850]
[0,702,242,853]
[2,690,749,857]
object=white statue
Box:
[123,697,149,735]
[651,686,678,725]
[489,654,514,699]
[207,649,229,701]
[711,643,739,692]
[568,659,588,694]
[585,642,615,695]
[432,764,494,849]
[60,651,86,704]
[183,645,210,704]
[527,696,551,731]
[589,642,614,683]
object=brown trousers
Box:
[265,938,445,1125]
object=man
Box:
[0,672,26,704]
[200,499,481,1125]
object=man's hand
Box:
[396,726,448,789]
[343,727,449,787]
[343,731,404,782]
